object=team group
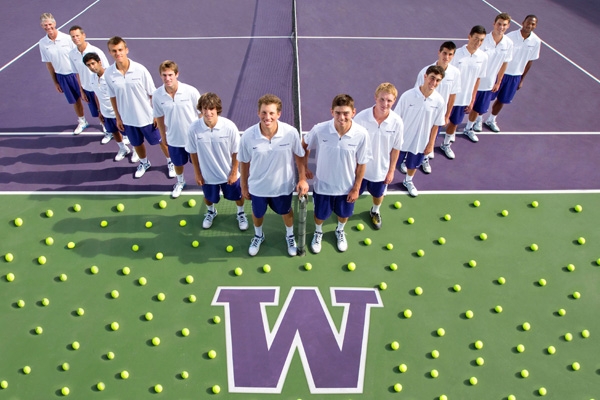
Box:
[38,12,541,257]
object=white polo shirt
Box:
[304,120,372,196]
[479,33,514,91]
[105,60,156,127]
[238,121,304,197]
[88,73,115,118]
[415,62,462,104]
[186,117,240,185]
[354,107,403,182]
[153,83,201,147]
[451,46,488,106]
[69,43,110,91]
[505,29,541,76]
[395,87,445,154]
[39,31,76,75]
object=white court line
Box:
[89,36,292,41]
[481,0,600,84]
[0,0,102,73]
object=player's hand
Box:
[98,114,105,124]
[384,171,394,185]
[492,83,500,93]
[346,188,359,203]
[296,179,309,196]
[242,186,251,200]
[82,92,89,102]
[195,174,204,186]
[424,143,435,156]
[116,118,124,132]
[54,82,63,93]
[464,105,473,114]
[227,171,237,185]
[305,168,314,180]
[517,80,524,90]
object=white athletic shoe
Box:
[440,144,455,159]
[485,120,500,132]
[130,149,139,163]
[286,235,297,256]
[171,181,185,198]
[248,234,265,256]
[426,151,434,160]
[202,209,217,229]
[167,162,176,178]
[335,229,348,252]
[463,128,479,142]
[403,180,419,197]
[237,212,249,231]
[101,131,113,144]
[311,232,323,254]
[122,136,130,145]
[421,157,432,174]
[399,162,407,174]
[114,147,131,162]
[473,120,483,132]
[73,120,89,135]
[134,162,151,178]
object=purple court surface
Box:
[1,0,599,192]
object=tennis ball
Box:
[152,337,160,346]
[440,395,448,400]
[417,249,425,257]
[430,369,439,378]
[539,278,547,286]
[116,203,124,212]
[403,309,412,318]
[154,384,163,393]
[498,276,506,285]
[304,262,312,271]
[138,277,147,286]
[581,329,590,338]
[444,213,451,221]
[188,294,197,303]
[531,200,539,208]
[347,262,356,271]
[5,253,14,262]
[14,217,23,227]
[567,263,575,271]
[501,209,509,216]
[212,385,221,394]
[558,308,566,316]
[0,380,7,389]
[379,282,387,290]
[131,244,139,251]
[185,275,194,283]
[41,298,49,306]
[6,273,15,282]
[181,328,190,337]
[110,321,119,331]
[100,220,108,227]
[573,291,581,299]
[414,286,423,295]
[45,237,54,245]
[577,237,585,245]
[393,383,402,392]
[530,243,539,251]
[107,352,115,360]
[191,240,199,248]
[386,243,393,250]
[35,326,43,334]
[76,308,84,316]
[394,201,402,209]
[179,219,187,227]
[520,369,529,378]
[356,223,364,231]
[234,267,243,276]
[508,395,516,400]
[398,364,407,373]
[437,328,445,336]
[46,209,54,217]
[71,341,80,350]
[90,265,99,274]
[547,346,556,355]
[145,312,153,321]
[516,344,525,353]
[213,316,221,324]
[476,357,484,366]
[479,232,487,240]
[469,377,478,385]
[364,238,372,245]
[522,322,531,331]
[389,263,398,271]
[473,200,480,207]
[431,350,439,358]
[208,350,217,359]
[67,241,75,249]
[110,290,119,299]
[157,292,166,301]
[574,204,582,212]
[17,299,25,308]
[438,237,446,244]
[474,340,483,349]
[59,273,67,281]
[407,217,415,224]
[596,258,600,266]
[495,305,503,313]
[469,259,477,267]
[226,245,233,252]
[571,362,580,371]
[453,284,461,292]
[61,362,70,371]
[539,387,547,396]
[145,221,152,228]
[181,371,189,379]
[465,310,474,319]
[158,200,167,209]
[97,382,105,391]
[188,199,197,207]
[23,366,31,374]
[263,264,271,273]
[122,266,130,275]
[565,332,573,341]
[73,203,82,212]
[155,252,163,260]
[61,386,70,396]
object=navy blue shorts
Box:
[251,193,293,218]
[124,124,161,147]
[449,105,467,126]
[473,90,495,115]
[167,145,189,167]
[83,89,99,117]
[55,73,81,104]
[104,117,119,134]
[203,179,242,204]
[491,75,521,104]
[313,192,355,221]
[399,151,425,170]
[359,179,387,198]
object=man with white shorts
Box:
[105,36,172,179]
[485,15,541,132]
[441,25,488,159]
[153,60,201,198]
[354,83,403,230]
[466,13,514,138]
[68,25,111,143]
[38,13,88,134]
[304,94,372,253]
[396,66,446,197]
[239,94,308,257]
[186,92,249,231]
[83,53,133,162]
[412,41,461,173]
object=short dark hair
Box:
[426,65,445,79]
[82,52,101,65]
[439,41,456,52]
[69,25,84,34]
[469,25,487,36]
[197,92,223,115]
[107,36,127,48]
[257,94,282,113]
[524,14,538,22]
[331,94,355,110]
[495,12,511,23]
[159,60,179,75]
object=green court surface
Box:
[1,193,599,399]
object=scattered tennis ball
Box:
[226,245,233,252]
[474,340,483,349]
[573,291,581,299]
[539,278,547,286]
[453,284,461,292]
[389,263,398,271]
[76,308,84,316]
[469,259,477,267]
[414,286,423,295]
[581,329,590,338]
[5,253,14,262]
[188,199,197,207]
[407,217,415,224]
[356,223,364,231]
[440,395,448,400]
[531,200,539,208]
[145,312,153,321]
[106,352,115,360]
[469,377,478,385]
[151,337,160,346]
[386,243,393,250]
[596,258,600,266]
[465,310,474,319]
[212,385,221,394]
[179,219,187,227]
[110,322,119,332]
[131,244,139,252]
[530,243,539,251]
[158,200,167,209]
[66,241,75,249]
[565,332,573,341]
[498,276,506,285]
[437,328,445,337]
[208,350,217,359]
[97,382,105,391]
[59,273,67,282]
[438,237,446,244]
[188,294,197,303]
[508,395,516,400]
[35,326,43,335]
[138,277,147,286]
[110,290,119,299]
[577,237,585,245]
[23,366,31,374]
[154,384,163,393]
[73,203,82,212]
[431,350,440,358]
[155,252,163,260]
[181,371,189,379]
[398,364,407,373]
[571,362,580,371]
[45,236,54,245]
[516,344,525,353]
[0,380,7,389]
[347,262,356,271]
[263,264,271,273]
[476,357,484,366]
[90,265,99,274]
[394,201,402,209]
[393,383,402,392]
[145,221,152,228]
[494,305,503,313]
[61,386,70,396]
[17,299,25,308]
[122,266,130,275]
[181,328,190,337]
[558,308,566,316]
[539,387,547,396]
[479,232,487,240]
[403,309,412,318]
[443,213,451,221]
[417,249,425,257]
[41,298,49,306]
[520,369,529,378]
[116,203,124,212]
[574,204,582,212]
[6,273,15,282]
[522,322,531,331]
[547,346,556,355]
[379,282,387,290]
[566,263,575,271]
[234,267,243,276]
[100,220,108,227]
[430,369,439,378]
[304,262,312,271]
[157,292,166,301]
[46,209,54,217]
[14,217,23,227]
[501,209,509,216]
[61,362,70,371]
[364,238,372,245]
[191,240,199,248]
[185,275,194,284]
[473,200,480,207]
[212,316,221,324]
[71,341,80,350]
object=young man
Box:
[303,94,372,253]
[68,25,112,143]
[354,83,403,230]
[412,41,461,173]
[485,15,541,132]
[396,66,446,197]
[238,94,308,257]
[38,13,88,134]
[466,13,514,137]
[105,36,172,179]
[441,25,488,159]
[153,60,201,198]
[82,52,133,162]
[186,93,248,230]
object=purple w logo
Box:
[212,287,383,394]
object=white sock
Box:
[337,221,346,231]
[488,114,497,122]
[140,157,148,164]
[254,225,263,237]
[285,225,294,236]
[475,115,483,123]
[372,204,381,213]
[78,116,86,123]
[176,174,185,183]
[315,223,323,233]
[405,174,414,182]
[237,205,244,214]
[466,120,474,130]
[166,157,172,164]
[117,141,127,150]
[444,134,454,145]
